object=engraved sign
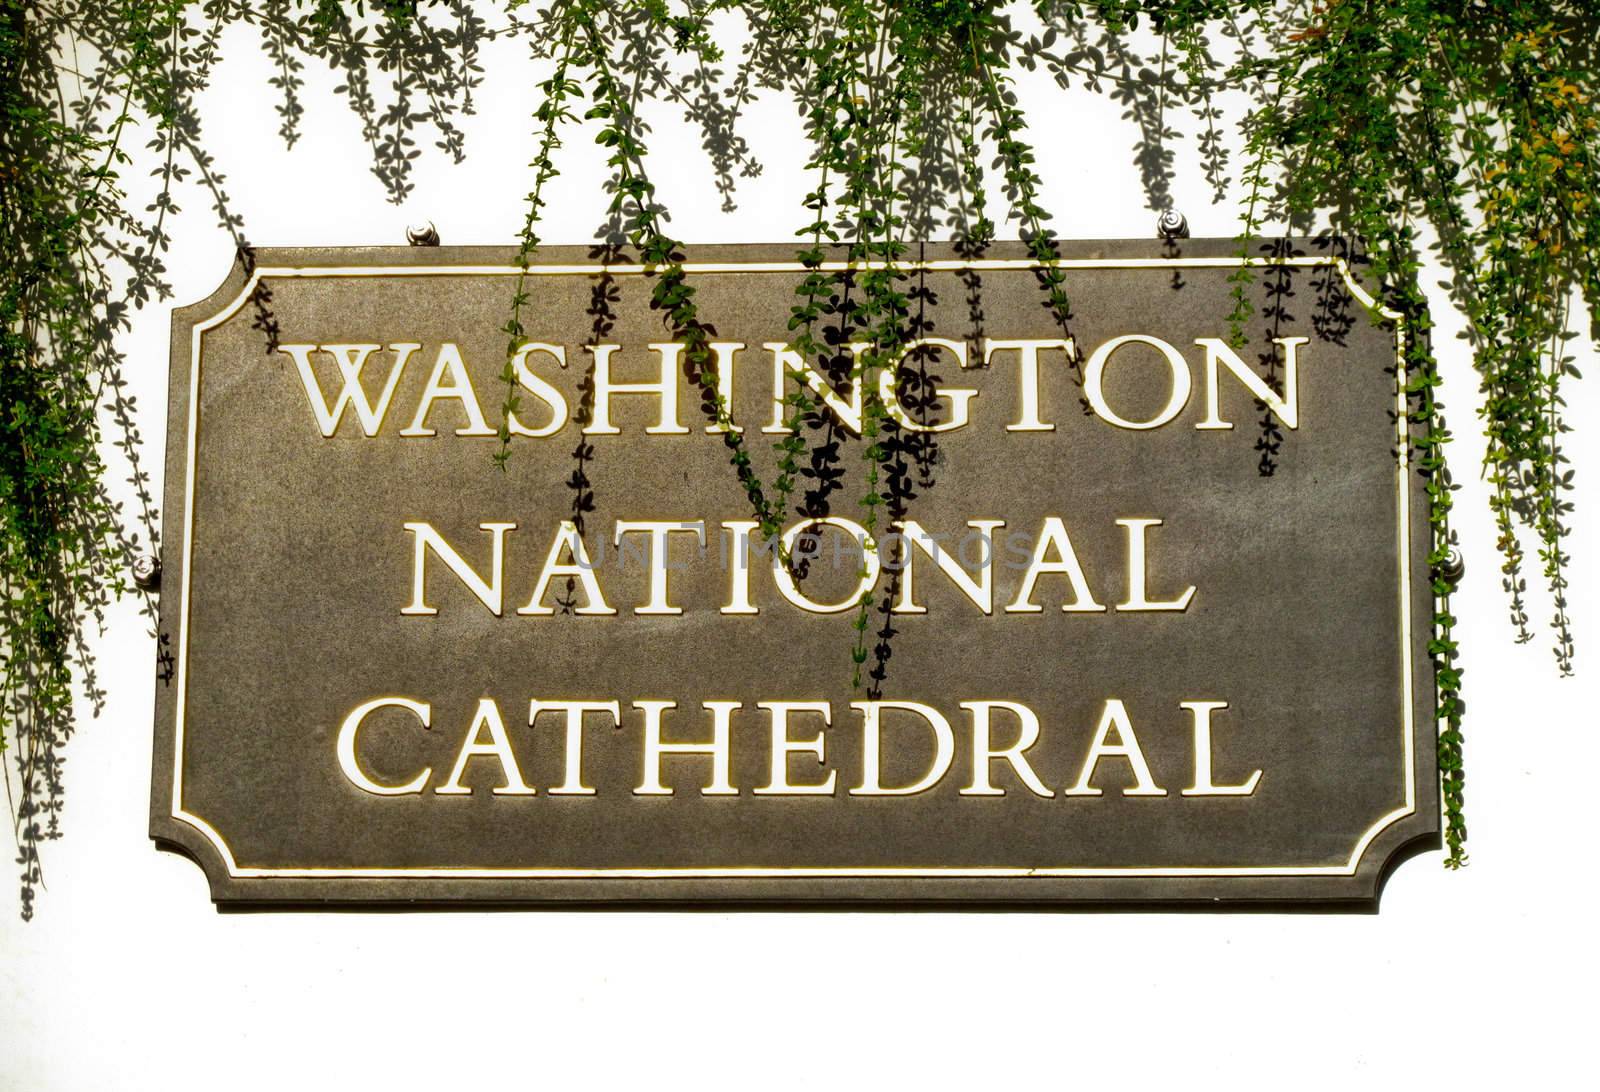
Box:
[151,240,1438,905]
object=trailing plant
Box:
[1,0,491,918]
[4,0,1596,914]
[1216,0,1600,862]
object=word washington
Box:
[282,333,1309,436]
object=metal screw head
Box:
[406,222,440,247]
[1157,209,1189,240]
[1434,548,1466,587]
[132,554,161,590]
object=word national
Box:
[402,516,1196,617]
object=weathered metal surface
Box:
[151,239,1437,906]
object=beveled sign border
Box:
[151,241,1441,905]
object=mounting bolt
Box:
[1434,548,1466,587]
[406,222,440,247]
[132,554,161,590]
[1157,209,1189,240]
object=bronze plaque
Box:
[151,240,1438,906]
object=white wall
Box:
[3,12,1596,1088]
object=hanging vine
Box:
[4,0,1596,915]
